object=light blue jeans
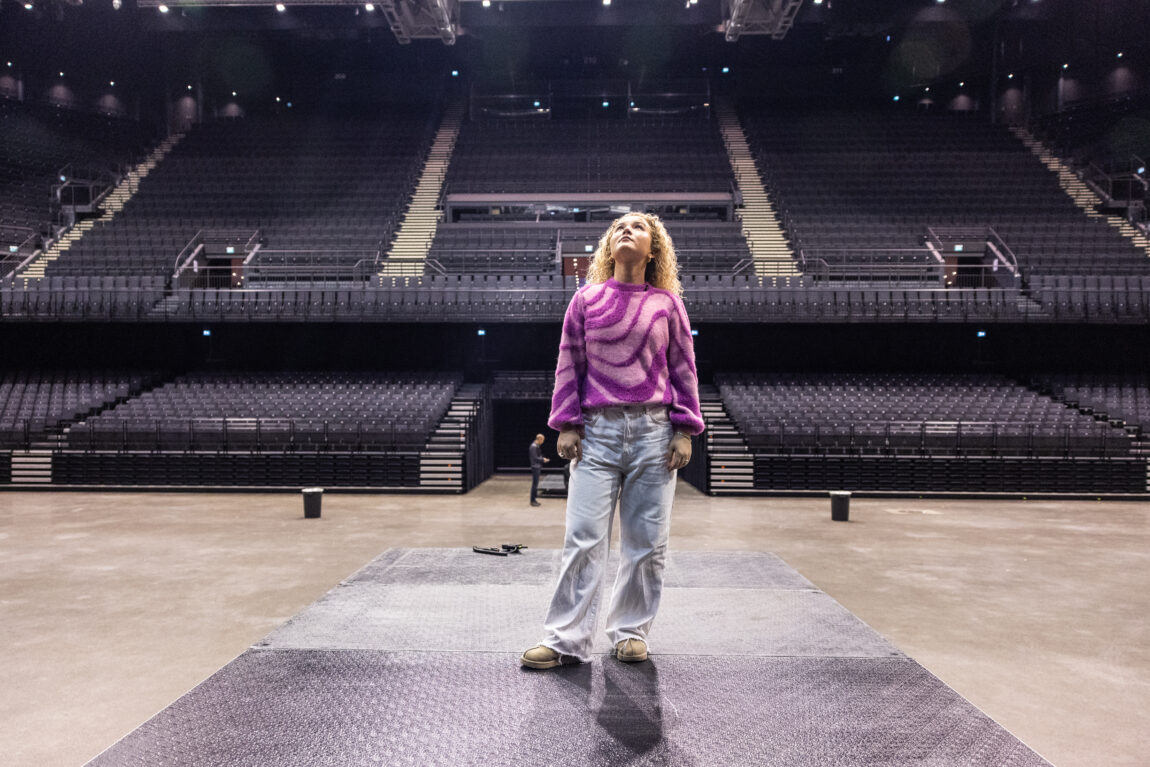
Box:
[541,405,677,661]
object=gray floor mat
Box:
[90,651,1050,767]
[87,549,1050,767]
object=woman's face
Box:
[610,215,653,268]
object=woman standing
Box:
[521,212,704,669]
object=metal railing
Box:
[2,282,1148,323]
[742,419,1132,458]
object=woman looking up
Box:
[521,212,705,669]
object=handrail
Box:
[172,229,205,277]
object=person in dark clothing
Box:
[529,433,550,506]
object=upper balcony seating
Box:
[445,114,735,194]
[0,99,151,243]
[742,109,1150,277]
[44,112,431,279]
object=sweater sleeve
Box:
[548,290,587,431]
[665,294,705,436]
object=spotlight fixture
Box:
[23,2,33,9]
[112,0,120,8]
[1117,52,1124,58]
[158,4,169,12]
[603,0,610,5]
[364,2,374,10]
[1007,73,1014,79]
[959,81,964,87]
[109,81,115,86]
[275,3,285,11]
[482,0,489,6]
[892,95,900,102]
[1062,63,1068,70]
[232,91,237,96]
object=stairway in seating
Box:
[7,434,66,485]
[19,133,185,279]
[1010,126,1150,259]
[378,102,466,278]
[715,100,799,276]
[699,384,755,494]
[419,383,482,491]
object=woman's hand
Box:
[557,429,583,462]
[666,432,692,471]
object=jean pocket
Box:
[646,407,670,425]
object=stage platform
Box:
[87,548,1050,766]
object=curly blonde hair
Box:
[585,212,683,297]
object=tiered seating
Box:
[1028,274,1150,320]
[0,99,151,245]
[716,372,1131,456]
[490,371,554,399]
[0,370,158,447]
[446,114,733,194]
[425,221,751,276]
[427,225,557,273]
[46,112,430,278]
[742,109,1150,277]
[1,275,167,319]
[1034,373,1150,434]
[66,371,461,452]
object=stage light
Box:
[109,81,115,86]
[158,4,169,12]
[112,0,121,8]
[23,2,33,9]
[187,84,193,90]
[364,3,374,10]
[603,0,610,6]
[976,330,986,338]
[477,329,486,337]
[202,330,212,337]
[482,0,490,6]
[924,87,930,92]
[722,67,730,74]
[232,91,237,96]
[691,329,699,337]
[892,95,900,102]
[1136,166,1145,176]
[1062,63,1068,70]
[1117,52,1123,58]
[813,0,823,4]
[451,70,459,77]
[276,3,285,11]
[1007,73,1014,79]
[602,101,609,107]
[275,96,281,102]
[59,72,65,77]
[533,100,540,107]
[959,81,964,87]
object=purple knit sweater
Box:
[548,278,705,436]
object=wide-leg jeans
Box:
[540,405,677,661]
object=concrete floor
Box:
[1,477,1147,767]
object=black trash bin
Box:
[303,487,323,519]
[830,491,850,522]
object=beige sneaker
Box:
[614,638,648,662]
[520,645,579,669]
